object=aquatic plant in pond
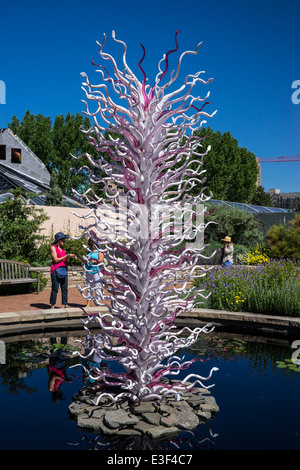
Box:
[73,31,218,403]
[188,335,247,360]
[276,359,300,372]
[194,259,300,316]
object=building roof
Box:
[0,160,86,208]
[0,128,87,208]
[208,198,291,213]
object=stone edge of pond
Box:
[68,381,220,439]
[0,306,300,336]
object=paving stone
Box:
[159,403,175,416]
[134,402,156,414]
[89,408,106,419]
[68,402,87,416]
[200,402,220,413]
[98,417,120,435]
[178,411,200,430]
[104,409,139,429]
[185,395,206,406]
[117,429,142,436]
[197,410,211,420]
[167,400,194,412]
[146,426,179,440]
[143,412,161,426]
[134,420,152,433]
[195,388,211,394]
[77,414,104,432]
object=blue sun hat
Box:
[52,232,69,245]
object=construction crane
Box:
[257,156,300,163]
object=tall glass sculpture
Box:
[74,31,218,403]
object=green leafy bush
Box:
[205,204,264,247]
[34,239,52,267]
[266,216,300,260]
[64,237,87,266]
[0,188,48,264]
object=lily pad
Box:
[275,359,300,372]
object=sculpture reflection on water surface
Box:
[74,31,218,403]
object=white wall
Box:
[35,206,96,239]
[34,205,119,240]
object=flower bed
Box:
[194,259,300,317]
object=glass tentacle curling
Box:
[73,31,218,402]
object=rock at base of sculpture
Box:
[68,380,219,442]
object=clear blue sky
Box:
[0,0,299,193]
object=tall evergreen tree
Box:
[250,185,273,206]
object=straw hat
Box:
[221,236,232,243]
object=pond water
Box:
[1,327,300,450]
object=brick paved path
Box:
[0,287,87,313]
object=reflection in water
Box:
[69,421,219,450]
[47,337,73,403]
[1,328,300,450]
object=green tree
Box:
[250,185,273,206]
[0,188,48,263]
[52,112,96,194]
[45,171,65,206]
[8,115,21,135]
[18,110,36,150]
[8,111,53,167]
[8,111,98,196]
[33,114,54,168]
[193,127,259,203]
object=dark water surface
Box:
[0,328,300,450]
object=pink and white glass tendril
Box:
[73,31,218,403]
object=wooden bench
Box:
[0,259,40,294]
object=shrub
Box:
[205,204,264,247]
[64,237,87,266]
[34,238,52,267]
[266,215,300,260]
[0,188,48,264]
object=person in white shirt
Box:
[221,236,234,267]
